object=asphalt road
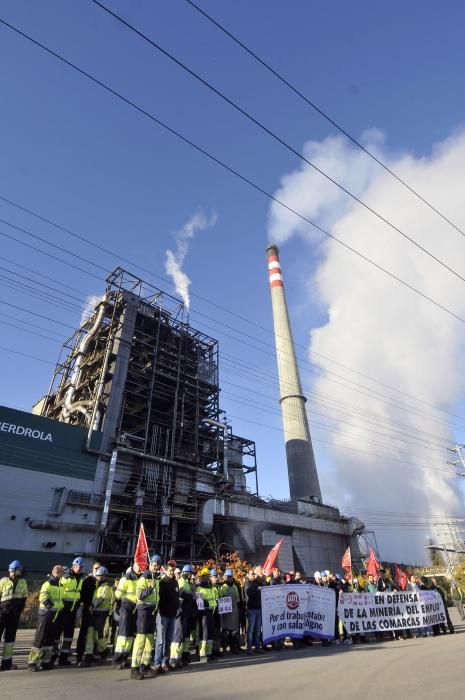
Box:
[3,612,464,700]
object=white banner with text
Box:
[337,589,446,634]
[261,584,336,642]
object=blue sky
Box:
[1,0,465,521]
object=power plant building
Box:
[0,264,363,574]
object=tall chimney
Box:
[266,244,322,502]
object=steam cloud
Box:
[268,128,465,562]
[165,210,217,308]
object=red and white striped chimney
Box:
[266,244,322,502]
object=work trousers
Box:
[28,609,62,669]
[154,614,175,666]
[198,609,214,658]
[84,610,109,660]
[246,609,261,650]
[76,606,92,661]
[131,607,156,670]
[0,608,21,670]
[169,614,186,663]
[113,603,137,663]
[59,602,79,662]
[212,609,221,652]
[222,628,240,653]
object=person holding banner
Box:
[219,569,241,654]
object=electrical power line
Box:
[2,16,465,330]
[185,0,465,241]
[92,0,465,288]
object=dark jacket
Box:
[377,577,395,592]
[158,576,180,618]
[244,579,261,610]
[80,574,97,607]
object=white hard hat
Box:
[314,571,321,578]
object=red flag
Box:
[263,538,284,575]
[366,547,380,577]
[394,563,409,591]
[341,546,352,572]
[134,523,149,571]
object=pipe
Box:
[117,446,220,476]
[62,296,107,422]
[100,448,118,530]
[203,418,229,483]
[86,293,119,447]
[27,520,98,533]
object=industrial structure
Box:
[0,262,364,574]
[266,244,321,502]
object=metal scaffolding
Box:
[38,268,259,562]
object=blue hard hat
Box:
[72,557,85,567]
[8,560,22,571]
[210,568,217,576]
[182,564,194,573]
[95,566,108,576]
[150,554,161,564]
[224,569,233,577]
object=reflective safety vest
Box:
[92,582,114,611]
[60,574,83,610]
[196,584,217,611]
[136,573,159,607]
[115,575,138,604]
[39,578,64,613]
[178,577,192,595]
[0,577,28,607]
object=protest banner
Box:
[261,584,335,642]
[218,596,233,615]
[338,589,446,635]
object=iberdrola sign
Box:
[0,421,53,442]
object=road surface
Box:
[3,612,464,700]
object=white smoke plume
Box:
[268,128,465,562]
[165,210,217,308]
[80,295,102,325]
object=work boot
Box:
[28,664,40,672]
[142,665,157,679]
[77,657,92,669]
[58,658,73,667]
[130,668,144,680]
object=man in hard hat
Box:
[113,563,142,669]
[130,555,160,680]
[219,569,241,654]
[76,561,101,665]
[196,568,217,662]
[28,564,65,671]
[0,560,28,671]
[58,557,85,666]
[78,567,114,667]
[169,564,195,668]
[153,560,179,673]
[209,568,222,657]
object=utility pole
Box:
[447,444,465,477]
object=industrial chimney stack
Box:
[266,244,322,502]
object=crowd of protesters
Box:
[0,558,459,677]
